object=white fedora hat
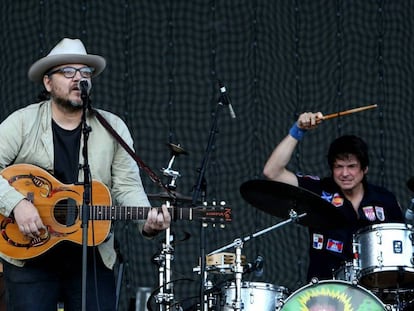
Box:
[28,38,106,83]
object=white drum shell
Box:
[218,281,288,311]
[353,223,414,289]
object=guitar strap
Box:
[88,107,173,196]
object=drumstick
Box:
[322,104,378,120]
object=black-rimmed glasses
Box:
[47,66,95,79]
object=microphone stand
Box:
[80,91,93,311]
[192,93,228,311]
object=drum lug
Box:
[310,277,320,285]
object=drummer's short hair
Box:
[327,135,369,170]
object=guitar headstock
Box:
[193,201,232,225]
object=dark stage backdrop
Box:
[1,1,414,310]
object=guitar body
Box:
[0,164,112,260]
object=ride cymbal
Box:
[240,179,345,229]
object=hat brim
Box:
[28,53,106,83]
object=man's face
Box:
[332,154,367,192]
[43,63,92,109]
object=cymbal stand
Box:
[153,144,187,311]
[232,238,244,311]
[208,210,306,256]
[208,211,306,311]
[154,209,175,311]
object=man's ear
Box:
[43,75,52,92]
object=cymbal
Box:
[148,190,193,202]
[167,143,189,155]
[239,179,345,229]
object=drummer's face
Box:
[332,154,367,191]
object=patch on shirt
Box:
[312,233,324,250]
[326,239,344,253]
[331,193,344,207]
[362,206,376,221]
[375,206,385,221]
[321,191,333,203]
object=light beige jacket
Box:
[0,100,150,269]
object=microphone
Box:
[404,198,414,224]
[253,255,264,277]
[78,79,91,95]
[218,81,236,119]
[244,255,264,277]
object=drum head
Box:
[279,280,386,310]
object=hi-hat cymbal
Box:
[240,179,345,229]
[148,190,192,202]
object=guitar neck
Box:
[87,206,186,221]
[86,205,232,223]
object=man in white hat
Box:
[0,38,171,310]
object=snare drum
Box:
[353,223,414,289]
[278,280,386,310]
[218,281,288,311]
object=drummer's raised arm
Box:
[263,112,323,186]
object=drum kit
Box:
[238,180,414,311]
[146,143,414,311]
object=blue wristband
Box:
[289,122,307,141]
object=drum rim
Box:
[224,281,287,291]
[354,222,412,235]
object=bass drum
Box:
[278,280,386,311]
[217,281,288,311]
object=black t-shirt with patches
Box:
[298,175,403,281]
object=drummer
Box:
[262,111,403,281]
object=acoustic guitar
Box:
[0,164,232,260]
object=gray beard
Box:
[53,95,83,113]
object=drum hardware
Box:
[151,143,188,311]
[332,262,359,285]
[206,213,304,310]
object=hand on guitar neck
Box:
[142,205,171,237]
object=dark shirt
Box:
[297,175,403,281]
[26,120,83,268]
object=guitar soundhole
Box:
[53,198,78,226]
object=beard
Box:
[52,93,83,113]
